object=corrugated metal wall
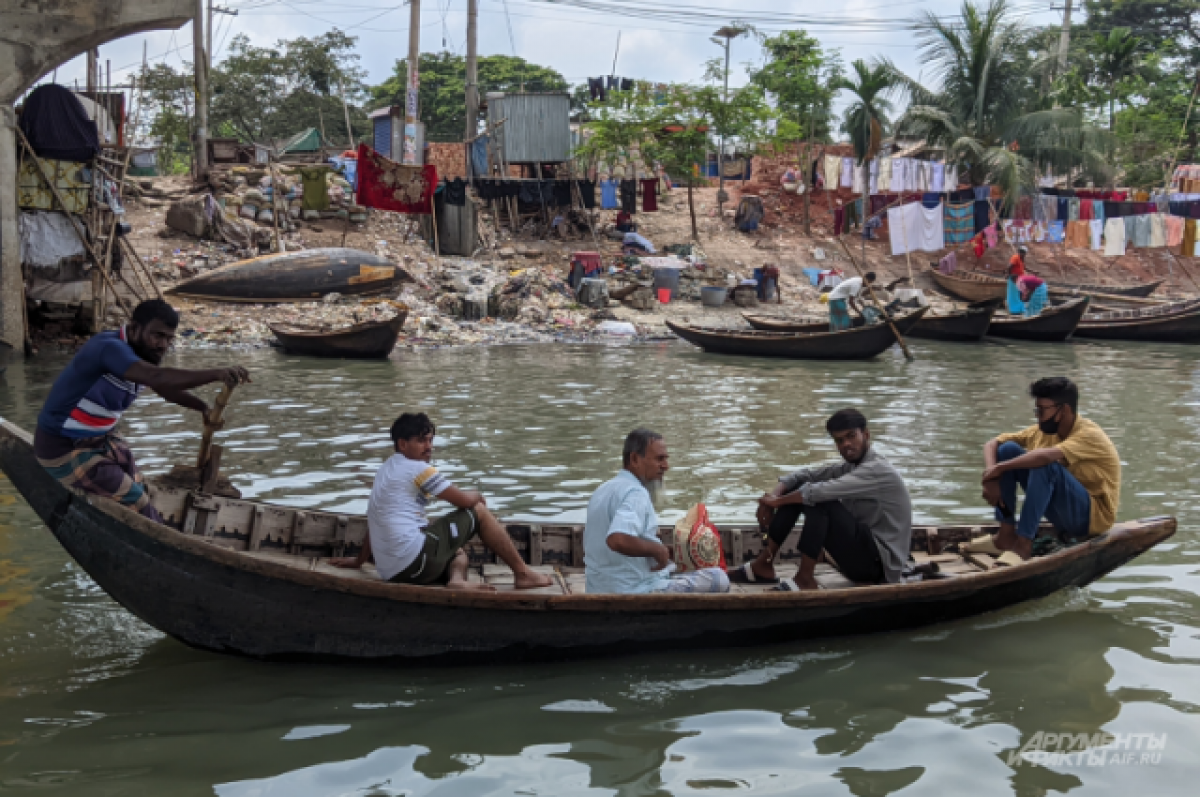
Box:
[487,93,570,163]
[373,116,392,157]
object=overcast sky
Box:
[43,0,1064,117]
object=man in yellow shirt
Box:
[978,377,1121,562]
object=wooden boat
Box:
[987,296,1090,341]
[908,298,1002,342]
[0,419,1174,662]
[669,307,929,360]
[742,313,827,333]
[1075,298,1200,343]
[167,248,412,303]
[268,312,407,358]
[930,268,1163,303]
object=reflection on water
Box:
[0,340,1199,794]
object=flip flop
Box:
[963,534,1004,556]
[994,550,1025,567]
[772,578,821,592]
[727,562,779,585]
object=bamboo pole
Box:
[119,237,165,299]
[838,236,914,361]
[429,190,440,255]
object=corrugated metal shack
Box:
[486,92,571,164]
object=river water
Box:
[0,339,1198,795]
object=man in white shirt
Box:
[826,271,875,331]
[332,413,553,591]
[584,429,730,595]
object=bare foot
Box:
[796,574,821,590]
[514,570,554,589]
[750,557,776,581]
[446,579,497,592]
[993,523,1019,551]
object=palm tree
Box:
[831,60,895,197]
[884,0,1108,200]
[1090,27,1146,133]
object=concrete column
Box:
[0,105,22,353]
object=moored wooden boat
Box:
[1075,299,1200,343]
[908,298,1002,342]
[742,313,827,333]
[670,307,928,360]
[268,312,407,358]
[0,419,1174,662]
[987,296,1090,342]
[930,267,1163,303]
[167,248,412,303]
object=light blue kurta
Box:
[584,470,670,594]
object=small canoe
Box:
[670,307,928,360]
[908,298,1002,342]
[742,313,828,333]
[930,268,1163,303]
[167,248,412,303]
[988,296,1090,341]
[1075,298,1200,343]
[268,312,407,358]
[0,419,1174,662]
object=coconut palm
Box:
[884,0,1109,199]
[831,60,895,195]
[1089,27,1147,133]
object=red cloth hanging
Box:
[1079,199,1094,220]
[355,143,437,215]
[641,178,658,212]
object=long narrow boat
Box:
[167,248,412,303]
[987,296,1090,341]
[1075,299,1200,343]
[669,307,929,360]
[0,420,1174,662]
[269,312,407,358]
[930,268,1164,303]
[908,299,1002,342]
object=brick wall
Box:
[426,143,468,180]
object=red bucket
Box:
[657,288,671,304]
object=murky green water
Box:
[1,340,1198,795]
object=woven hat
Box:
[673,504,725,573]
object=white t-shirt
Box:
[367,454,453,581]
[828,276,864,302]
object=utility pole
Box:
[804,104,815,237]
[403,0,422,165]
[1056,0,1073,77]
[194,0,208,178]
[86,48,97,93]
[464,0,479,149]
[712,26,745,213]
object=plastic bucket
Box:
[700,286,726,307]
[652,267,681,300]
[657,288,671,304]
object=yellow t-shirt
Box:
[996,417,1121,534]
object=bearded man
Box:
[583,428,729,595]
[35,299,249,521]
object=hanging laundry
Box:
[931,162,945,193]
[640,178,658,211]
[868,158,879,195]
[984,223,998,248]
[1186,219,1199,256]
[355,144,436,214]
[1068,198,1080,221]
[600,178,619,209]
[619,179,638,213]
[1128,214,1151,247]
[946,165,958,190]
[1103,218,1126,256]
[1041,195,1058,221]
[943,201,974,244]
[1065,220,1090,248]
[840,157,854,188]
[1166,214,1185,248]
[1149,213,1167,247]
[1078,199,1093,220]
[1047,221,1065,243]
[1089,219,1104,250]
[877,157,892,192]
[974,199,991,234]
[891,158,907,192]
[824,154,841,191]
[852,161,865,194]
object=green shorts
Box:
[388,508,480,585]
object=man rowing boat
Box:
[34,299,249,522]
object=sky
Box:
[42,0,1066,117]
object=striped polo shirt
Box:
[37,327,143,439]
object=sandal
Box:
[963,534,1003,556]
[727,562,779,585]
[994,550,1025,567]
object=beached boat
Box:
[167,248,412,303]
[987,296,1090,341]
[908,298,1002,342]
[930,268,1163,303]
[268,312,407,358]
[0,419,1173,662]
[670,307,928,360]
[1075,299,1200,343]
[742,313,827,333]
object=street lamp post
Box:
[711,25,745,214]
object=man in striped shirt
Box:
[35,299,249,521]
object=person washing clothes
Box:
[1006,246,1028,313]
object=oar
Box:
[837,236,915,361]
[196,382,236,469]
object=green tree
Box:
[831,59,895,193]
[371,53,568,142]
[1088,28,1149,133]
[748,30,842,141]
[139,63,194,174]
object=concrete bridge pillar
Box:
[0,0,193,354]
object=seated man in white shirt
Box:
[584,428,730,595]
[332,413,552,591]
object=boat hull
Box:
[930,268,1163,303]
[167,248,411,303]
[1075,301,1200,343]
[0,421,1174,663]
[671,308,928,360]
[269,313,407,358]
[908,299,1001,342]
[988,297,1090,341]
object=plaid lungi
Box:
[34,427,161,521]
[829,298,852,331]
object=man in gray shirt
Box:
[731,409,913,589]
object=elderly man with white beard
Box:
[583,428,730,594]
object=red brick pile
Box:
[740,143,863,236]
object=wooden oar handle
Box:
[196,382,237,468]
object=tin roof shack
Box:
[486,92,571,166]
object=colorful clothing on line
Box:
[1066,220,1091,249]
[33,428,161,521]
[983,224,998,248]
[1047,221,1065,243]
[943,202,974,244]
[1079,199,1094,220]
[1089,219,1104,250]
[1166,214,1185,248]
[1149,213,1167,247]
[1103,218,1126,256]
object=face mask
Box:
[1038,408,1061,435]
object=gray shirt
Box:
[779,447,913,583]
